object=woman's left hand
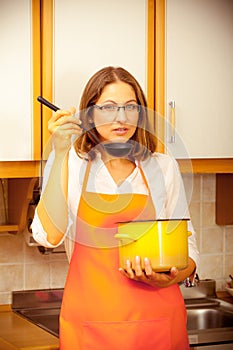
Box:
[119,256,179,288]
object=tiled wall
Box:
[0,174,233,305]
[183,174,233,291]
[0,233,69,304]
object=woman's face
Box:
[92,82,139,143]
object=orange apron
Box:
[60,162,190,350]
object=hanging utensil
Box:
[37,96,133,157]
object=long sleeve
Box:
[31,150,69,248]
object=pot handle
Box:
[114,233,136,242]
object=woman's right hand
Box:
[48,107,82,152]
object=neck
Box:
[101,154,136,185]
[101,153,132,166]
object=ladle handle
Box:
[37,96,60,112]
[37,96,89,133]
[37,96,102,146]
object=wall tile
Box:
[189,202,201,230]
[225,226,233,253]
[0,234,24,264]
[49,244,67,261]
[50,261,69,288]
[199,255,223,280]
[192,175,201,202]
[0,292,11,305]
[24,242,50,263]
[24,263,50,290]
[201,227,223,254]
[202,174,216,202]
[0,264,24,292]
[202,202,216,227]
[225,255,233,278]
[182,174,201,203]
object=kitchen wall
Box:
[0,174,233,305]
[182,173,233,291]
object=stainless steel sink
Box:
[17,308,60,337]
[187,307,233,330]
[185,298,233,347]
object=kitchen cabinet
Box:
[38,0,148,159]
[216,174,233,225]
[48,0,147,112]
[148,0,233,172]
[166,0,233,159]
[0,0,41,234]
[0,0,41,163]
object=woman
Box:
[32,66,199,349]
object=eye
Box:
[126,104,140,112]
[102,104,116,112]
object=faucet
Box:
[184,273,200,288]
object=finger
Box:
[70,108,83,126]
[124,259,135,279]
[49,118,82,137]
[134,256,143,277]
[144,257,153,277]
[49,108,80,129]
[55,122,82,132]
[118,268,128,277]
[70,106,76,116]
[170,267,178,279]
[50,109,72,123]
[53,115,80,127]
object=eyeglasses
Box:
[92,103,141,117]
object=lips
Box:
[112,127,129,136]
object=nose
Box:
[115,106,127,123]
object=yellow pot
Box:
[115,219,191,272]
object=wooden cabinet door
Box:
[165,0,233,159]
[52,0,147,111]
[0,0,41,161]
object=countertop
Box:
[0,305,59,350]
[0,291,232,350]
[216,291,233,305]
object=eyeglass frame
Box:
[91,103,141,114]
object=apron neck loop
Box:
[82,161,91,194]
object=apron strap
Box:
[82,161,91,193]
[138,161,150,192]
[82,160,152,195]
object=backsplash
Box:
[0,174,233,305]
[182,174,233,291]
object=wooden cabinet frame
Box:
[148,0,233,173]
[0,0,42,233]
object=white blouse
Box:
[32,147,199,266]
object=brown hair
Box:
[74,66,157,160]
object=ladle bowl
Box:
[103,141,133,157]
[37,96,133,157]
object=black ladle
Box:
[37,96,133,157]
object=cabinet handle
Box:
[169,100,176,143]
